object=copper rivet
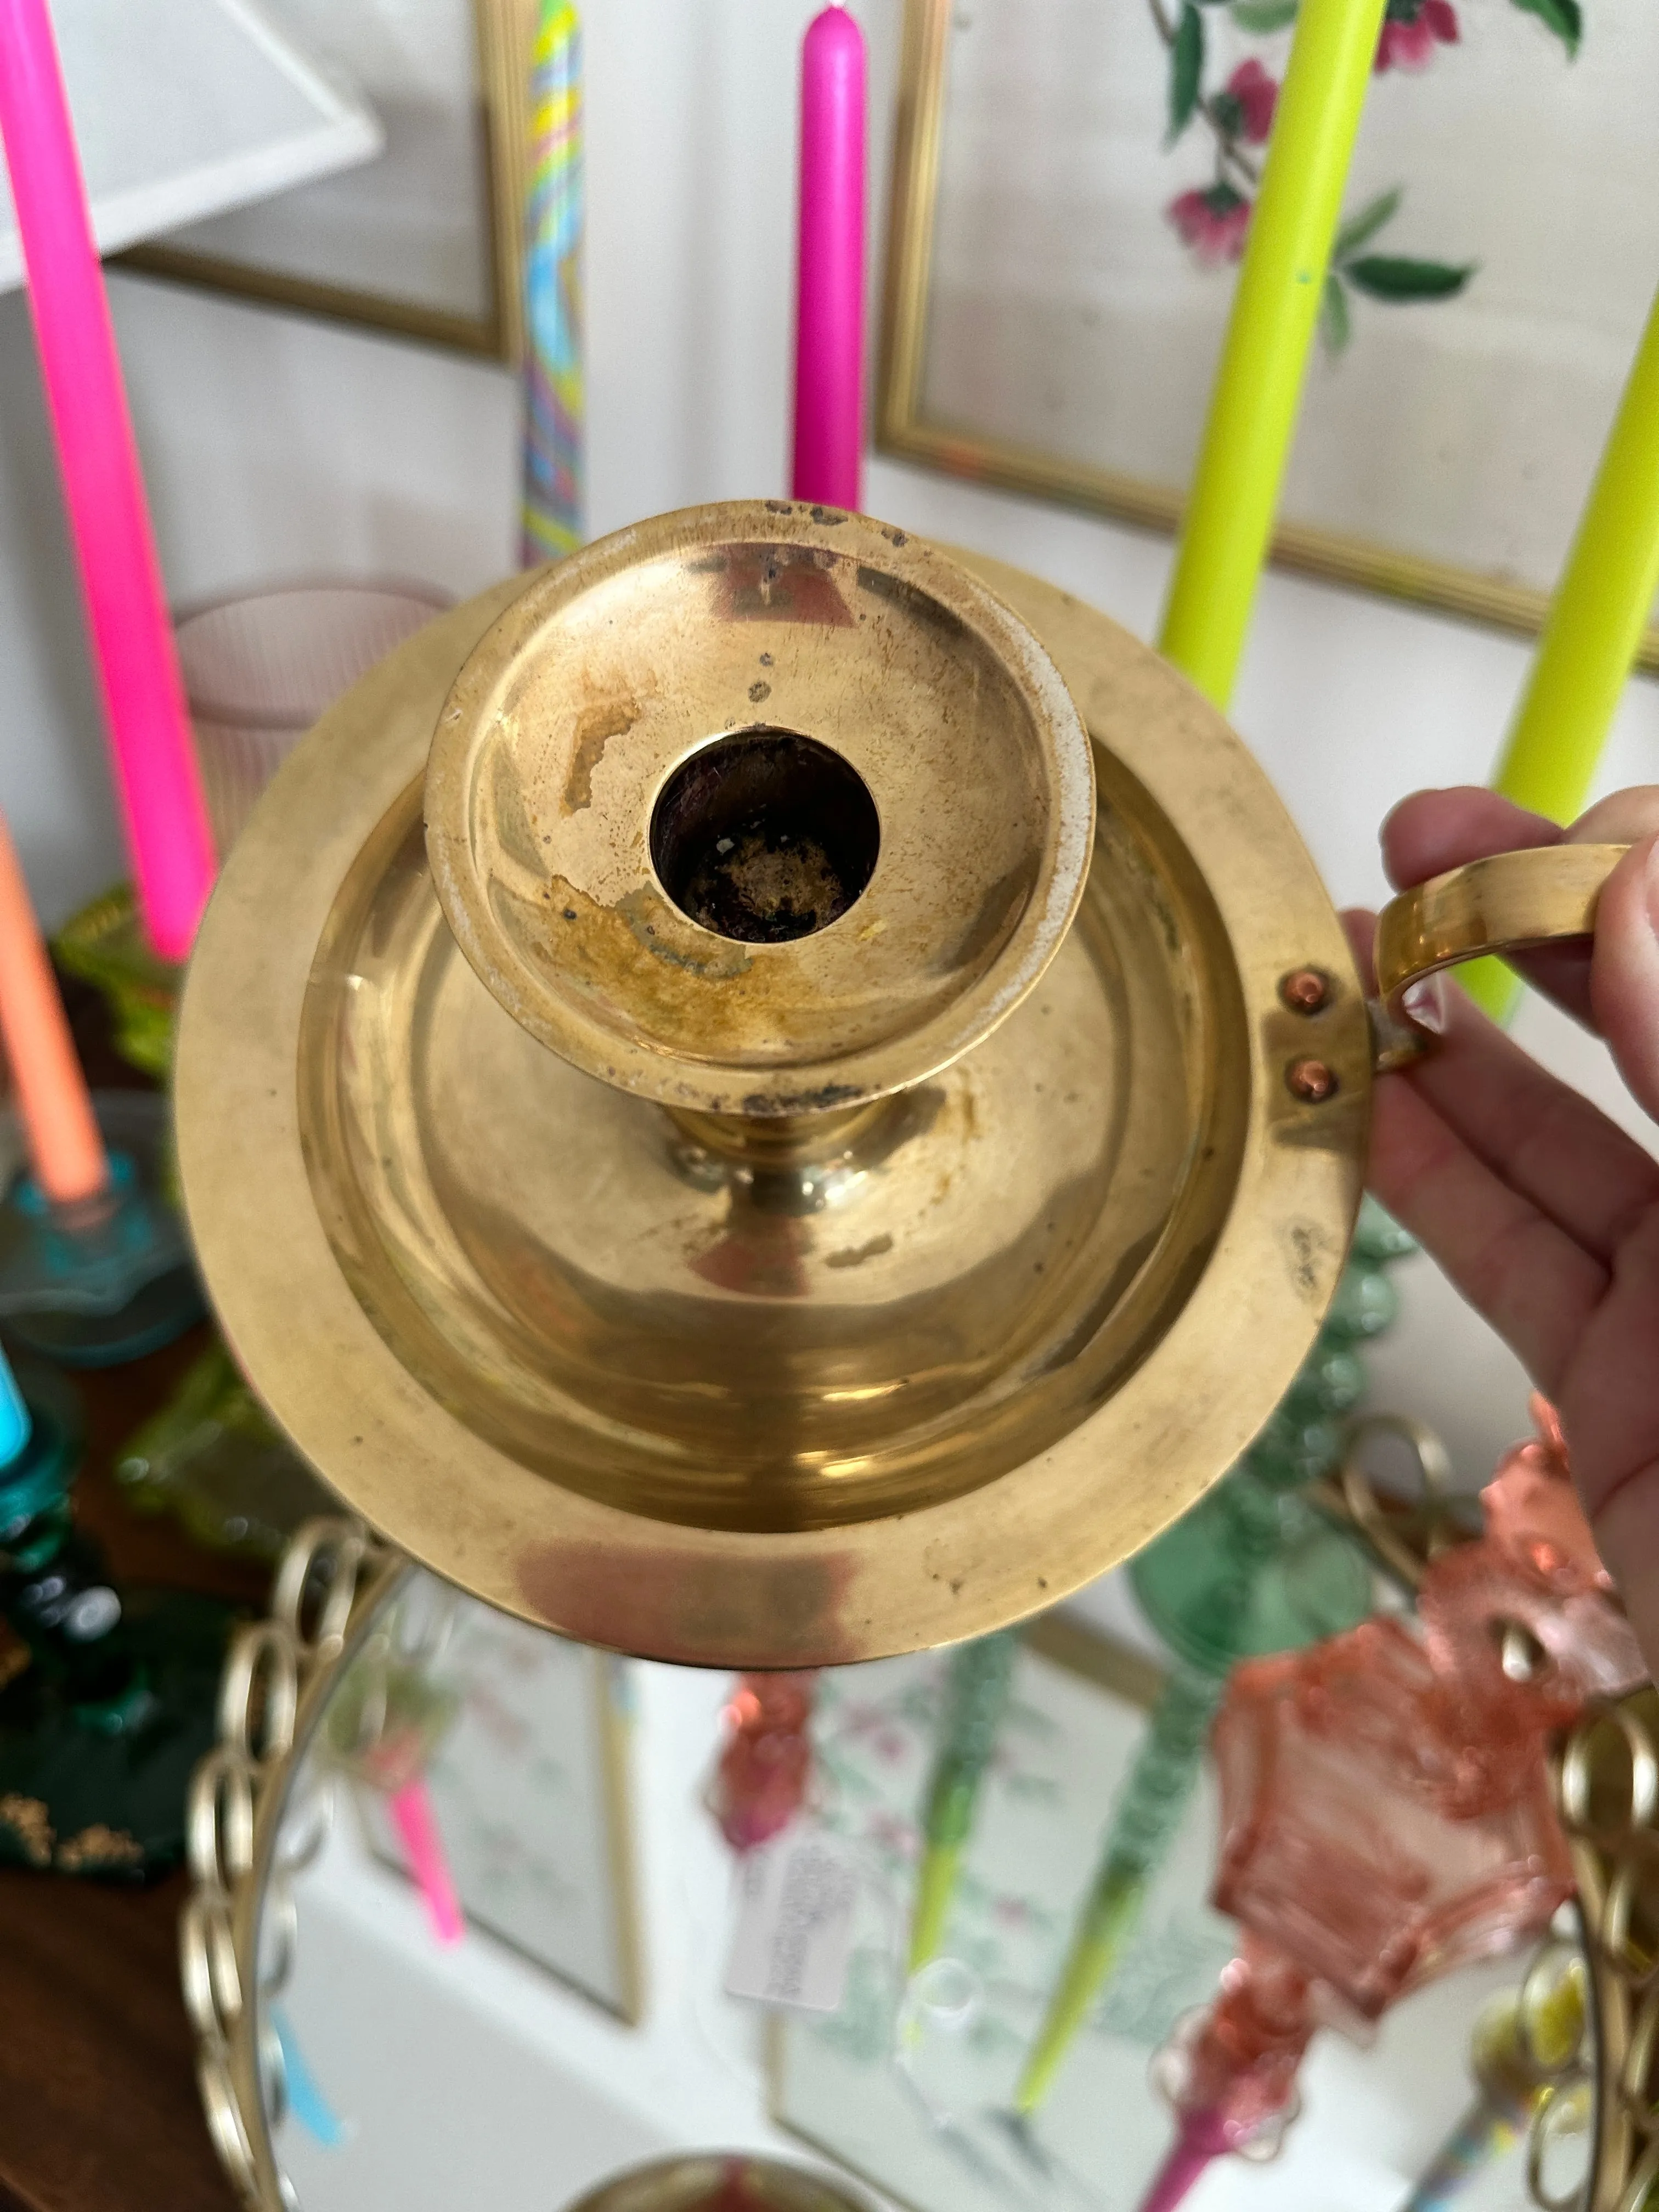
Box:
[1286,1057,1337,1103]
[1279,967,1330,1014]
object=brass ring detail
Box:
[1528,2079,1596,2212]
[1375,844,1629,1028]
[181,1518,405,2210]
[217,1622,300,1765]
[1561,1703,1659,1841]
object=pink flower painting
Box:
[1147,0,1573,346]
[1375,0,1460,73]
[1167,184,1250,267]
[1214,59,1277,145]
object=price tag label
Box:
[723,1832,857,2012]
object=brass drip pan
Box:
[177,504,1371,1667]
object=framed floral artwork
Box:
[878,0,1659,666]
[115,0,535,362]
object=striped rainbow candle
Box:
[521,0,584,566]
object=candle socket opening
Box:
[650,729,879,944]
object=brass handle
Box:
[1373,844,1630,1052]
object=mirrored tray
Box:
[183,1520,1633,2212]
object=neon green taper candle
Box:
[1158,0,1389,708]
[1463,276,1659,1020]
[907,1633,1017,1973]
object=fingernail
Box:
[1401,975,1447,1035]
[1644,837,1659,939]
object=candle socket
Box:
[0,1091,202,1365]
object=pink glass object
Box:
[173,582,451,854]
[0,0,216,962]
[1137,1398,1642,2211]
[792,6,866,510]
[709,1672,817,1850]
[1421,1392,1645,1730]
[387,1776,465,1946]
[1213,1613,1575,2021]
[1143,1937,1314,2212]
[1214,1395,1640,2016]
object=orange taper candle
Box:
[0,812,108,1204]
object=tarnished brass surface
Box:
[426,506,1096,1118]
[177,509,1372,1667]
[562,2157,873,2212]
[1376,843,1629,1017]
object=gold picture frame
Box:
[354,1585,645,2026]
[116,0,535,364]
[877,0,1659,674]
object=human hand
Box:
[1344,786,1659,1674]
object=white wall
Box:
[0,0,1654,1474]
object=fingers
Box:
[1377,784,1659,1033]
[1590,831,1659,1126]
[1378,783,1659,893]
[1345,890,1659,1257]
[1380,787,1559,891]
[1569,785,1659,845]
[1558,1203,1659,1525]
[1487,789,1659,1028]
[1363,1068,1606,1397]
[1589,1470,1659,1688]
[1390,980,1659,1263]
[1378,788,1594,1022]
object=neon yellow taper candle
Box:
[1463,276,1659,1019]
[1159,0,1388,708]
[1495,280,1659,824]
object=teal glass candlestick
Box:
[1013,1200,1414,2113]
[0,1091,204,1366]
[0,1353,232,1876]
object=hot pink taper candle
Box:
[388,1779,464,1946]
[792,4,866,510]
[0,0,216,962]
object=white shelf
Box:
[0,0,381,291]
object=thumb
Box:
[1589,829,1659,1126]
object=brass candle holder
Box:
[174,503,1612,1668]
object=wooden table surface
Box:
[0,975,270,2212]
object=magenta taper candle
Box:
[791,4,866,510]
[0,0,216,962]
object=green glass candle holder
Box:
[51,882,178,1082]
[115,1340,334,1562]
[1012,1201,1417,2117]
